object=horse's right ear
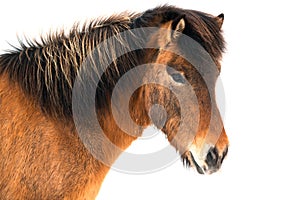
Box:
[215,13,224,29]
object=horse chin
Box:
[181,151,205,175]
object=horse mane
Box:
[134,5,225,65]
[0,12,141,119]
[0,5,225,120]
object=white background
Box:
[1,0,300,199]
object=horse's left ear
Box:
[160,15,185,46]
[215,13,224,29]
[171,15,185,40]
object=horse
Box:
[0,5,229,199]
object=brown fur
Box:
[0,73,107,199]
[0,5,228,199]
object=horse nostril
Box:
[220,146,229,164]
[205,146,229,171]
[205,147,219,168]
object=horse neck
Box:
[0,17,152,166]
[0,17,139,118]
[95,85,151,149]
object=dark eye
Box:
[166,67,186,84]
[170,73,186,84]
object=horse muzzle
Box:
[183,145,228,175]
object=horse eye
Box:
[170,73,186,84]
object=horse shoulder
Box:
[0,73,106,199]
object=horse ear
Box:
[160,15,185,46]
[215,13,224,29]
[171,16,185,40]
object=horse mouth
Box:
[182,151,205,174]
